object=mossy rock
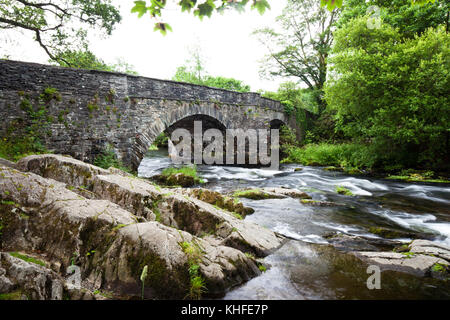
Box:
[232,189,284,200]
[324,166,343,172]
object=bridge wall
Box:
[0,60,291,169]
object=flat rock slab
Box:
[353,250,449,278]
[409,240,450,261]
[260,187,311,199]
[233,187,311,200]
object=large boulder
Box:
[1,156,283,298]
[15,155,283,258]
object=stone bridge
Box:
[0,60,297,170]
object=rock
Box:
[294,168,303,172]
[368,227,435,240]
[0,252,64,300]
[179,188,255,217]
[0,158,16,169]
[260,187,311,199]
[14,155,283,258]
[353,251,449,278]
[16,154,109,189]
[409,240,450,261]
[324,233,402,252]
[324,166,343,172]
[90,222,261,298]
[151,173,199,187]
[233,187,311,200]
[1,155,286,298]
[300,199,345,207]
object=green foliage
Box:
[258,264,267,272]
[9,252,46,267]
[173,66,251,92]
[0,0,121,63]
[0,87,61,162]
[335,186,353,196]
[337,0,449,37]
[179,241,207,300]
[93,145,133,174]
[51,49,138,75]
[161,166,204,184]
[325,18,449,171]
[131,0,270,34]
[140,265,148,300]
[282,143,376,170]
[254,0,338,111]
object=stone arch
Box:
[132,104,229,169]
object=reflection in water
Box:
[139,148,450,299]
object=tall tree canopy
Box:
[0,0,121,64]
[254,0,338,113]
[172,46,250,92]
[337,0,449,36]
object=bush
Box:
[93,146,133,174]
[283,143,376,170]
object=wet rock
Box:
[324,166,343,172]
[300,199,345,207]
[409,240,450,261]
[353,251,448,278]
[294,168,303,172]
[324,232,402,252]
[260,187,311,199]
[233,187,311,200]
[151,173,199,187]
[352,240,450,279]
[368,226,435,240]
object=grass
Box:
[431,263,447,273]
[335,186,353,196]
[161,165,204,184]
[0,291,23,300]
[9,252,46,267]
[386,170,450,183]
[281,143,375,172]
[180,241,207,300]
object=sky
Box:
[0,0,288,92]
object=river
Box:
[139,149,450,299]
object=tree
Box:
[172,47,250,92]
[51,48,139,75]
[0,0,121,64]
[325,17,449,170]
[254,0,339,113]
[337,0,449,37]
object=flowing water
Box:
[139,149,450,299]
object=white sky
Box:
[0,0,288,92]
